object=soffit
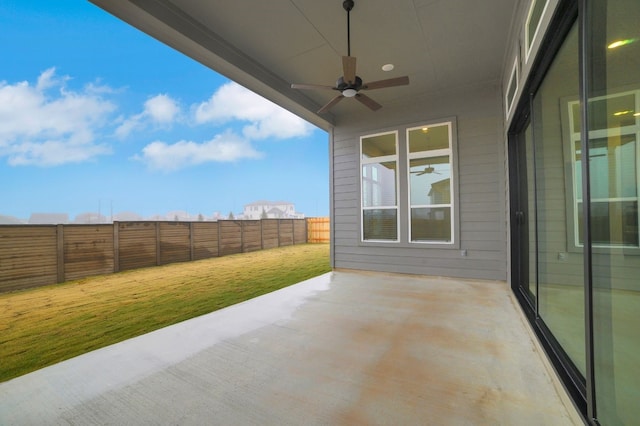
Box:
[91,0,518,129]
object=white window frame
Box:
[360,130,400,242]
[407,122,455,245]
[525,0,550,63]
[505,57,519,118]
[566,89,640,250]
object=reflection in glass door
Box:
[587,0,640,423]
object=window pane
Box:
[574,140,583,200]
[589,1,640,423]
[589,135,636,199]
[362,162,396,207]
[506,66,518,112]
[572,102,581,131]
[533,21,586,377]
[362,133,396,158]
[408,124,449,153]
[410,156,451,205]
[527,0,547,47]
[588,94,636,131]
[363,209,397,240]
[411,207,451,242]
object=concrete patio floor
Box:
[0,270,581,425]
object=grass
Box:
[0,243,330,383]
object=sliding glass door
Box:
[510,0,640,423]
[586,0,640,423]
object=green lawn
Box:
[0,243,330,382]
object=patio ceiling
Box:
[90,0,518,130]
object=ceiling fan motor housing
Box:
[337,75,362,91]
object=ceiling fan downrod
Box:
[343,0,354,56]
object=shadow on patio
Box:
[0,271,580,425]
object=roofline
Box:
[89,0,335,131]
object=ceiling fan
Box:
[291,0,410,114]
[411,166,441,176]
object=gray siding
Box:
[331,84,507,280]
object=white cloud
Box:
[136,130,262,172]
[194,82,313,140]
[145,94,179,123]
[7,140,111,167]
[0,68,116,166]
[116,94,180,138]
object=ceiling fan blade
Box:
[291,83,336,91]
[342,56,357,84]
[363,76,410,90]
[317,94,345,114]
[355,93,382,111]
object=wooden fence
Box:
[0,218,329,294]
[307,217,330,243]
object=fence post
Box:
[277,219,281,247]
[217,221,221,257]
[155,222,161,266]
[240,220,245,253]
[113,222,120,272]
[305,218,309,244]
[260,219,264,250]
[189,222,195,261]
[56,224,64,283]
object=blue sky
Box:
[0,1,329,221]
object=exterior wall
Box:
[331,84,507,280]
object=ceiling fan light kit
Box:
[342,88,357,97]
[291,0,410,114]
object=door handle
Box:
[515,211,524,224]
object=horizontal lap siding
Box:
[332,84,507,280]
[192,222,219,260]
[118,222,157,270]
[0,226,57,292]
[64,225,114,281]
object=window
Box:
[361,131,399,241]
[407,122,454,243]
[505,57,519,118]
[567,90,640,248]
[525,0,549,62]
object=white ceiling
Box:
[91,0,519,129]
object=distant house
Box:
[0,215,25,225]
[112,211,143,222]
[428,178,451,205]
[28,213,69,224]
[242,201,303,220]
[73,212,108,224]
